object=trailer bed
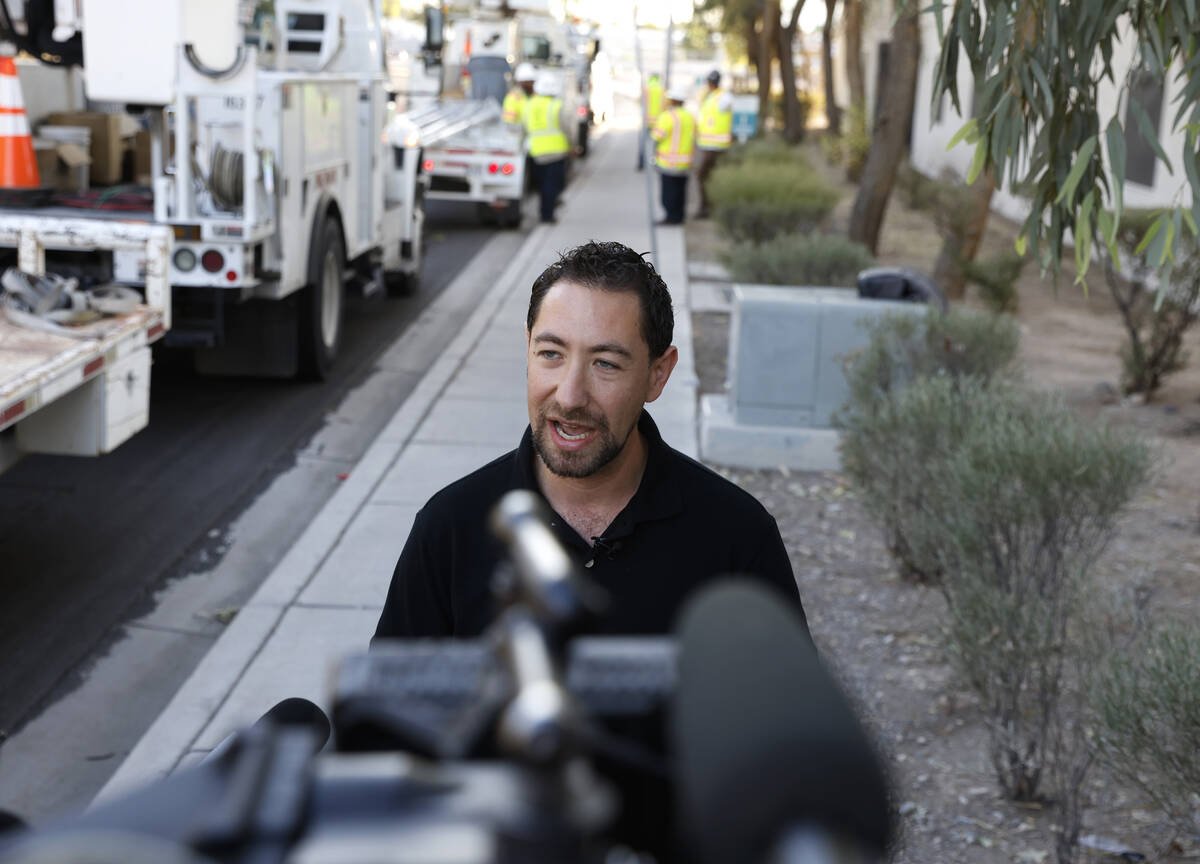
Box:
[1,305,164,433]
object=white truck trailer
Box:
[0,217,171,473]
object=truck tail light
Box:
[422,159,434,172]
[201,250,224,273]
[501,163,515,175]
[488,162,499,174]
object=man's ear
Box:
[644,345,679,403]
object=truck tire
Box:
[499,197,522,229]
[577,120,589,158]
[299,218,345,379]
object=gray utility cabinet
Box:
[700,285,925,471]
[728,285,924,429]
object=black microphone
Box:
[671,581,892,864]
[205,697,331,764]
[591,536,623,559]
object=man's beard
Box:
[531,406,633,478]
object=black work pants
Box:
[535,157,566,223]
[695,147,724,215]
[659,171,687,224]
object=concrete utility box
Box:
[701,285,926,471]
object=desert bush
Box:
[840,105,870,182]
[1093,620,1200,843]
[709,157,839,243]
[722,233,874,287]
[895,160,940,212]
[1102,208,1200,397]
[819,131,843,166]
[962,251,1025,314]
[904,381,1152,802]
[835,309,1022,582]
[723,135,802,166]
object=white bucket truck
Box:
[0,0,439,472]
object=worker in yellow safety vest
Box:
[649,84,696,225]
[503,62,537,125]
[637,72,664,171]
[695,69,733,219]
[523,73,571,224]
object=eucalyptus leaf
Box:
[1105,117,1126,230]
[1056,136,1097,205]
[946,118,978,151]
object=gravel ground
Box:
[685,172,1200,862]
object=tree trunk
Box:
[843,0,865,117]
[759,0,780,127]
[780,0,808,143]
[822,0,840,135]
[847,6,920,254]
[932,172,996,299]
[745,18,760,78]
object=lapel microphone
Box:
[591,536,623,559]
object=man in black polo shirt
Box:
[374,241,805,639]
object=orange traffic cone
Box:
[0,56,40,188]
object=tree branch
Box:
[786,0,807,34]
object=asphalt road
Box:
[0,201,517,747]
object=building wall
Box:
[845,7,1191,227]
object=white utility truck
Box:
[408,0,591,225]
[0,0,442,473]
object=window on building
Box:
[1124,69,1165,187]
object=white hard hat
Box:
[533,73,561,97]
[514,62,537,82]
[666,84,689,102]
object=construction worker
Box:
[695,69,733,219]
[637,71,664,171]
[650,84,696,225]
[503,62,537,125]
[524,72,571,224]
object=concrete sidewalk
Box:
[100,118,697,800]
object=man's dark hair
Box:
[528,241,674,358]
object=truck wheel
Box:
[578,121,589,158]
[299,218,345,379]
[499,197,522,229]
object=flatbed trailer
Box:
[0,215,171,473]
[407,99,526,227]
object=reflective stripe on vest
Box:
[698,88,732,150]
[524,95,569,158]
[502,88,526,124]
[645,80,663,126]
[654,108,695,173]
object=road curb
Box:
[97,223,550,803]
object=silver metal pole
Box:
[633,7,659,269]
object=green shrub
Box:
[721,233,874,287]
[1104,208,1200,397]
[724,135,804,167]
[709,158,839,243]
[834,309,1022,582]
[1093,621,1200,842]
[898,379,1152,802]
[895,160,940,211]
[962,251,1025,313]
[819,132,843,166]
[840,105,870,182]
